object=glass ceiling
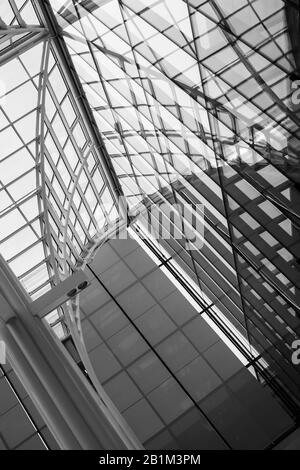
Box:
[0,0,300,413]
[0,0,120,304]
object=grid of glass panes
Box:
[78,237,295,449]
[0,1,119,304]
[49,0,300,403]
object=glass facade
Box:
[0,0,299,450]
[78,235,295,449]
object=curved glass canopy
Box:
[0,0,122,302]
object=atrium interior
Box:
[0,0,300,450]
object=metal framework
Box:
[42,0,300,411]
[0,0,300,450]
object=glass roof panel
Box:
[0,5,121,297]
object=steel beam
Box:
[0,29,48,67]
[31,269,89,318]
